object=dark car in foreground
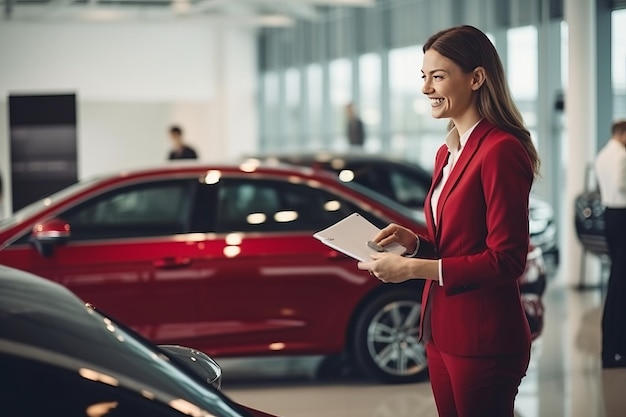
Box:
[244,151,558,259]
[0,162,545,384]
[0,264,278,417]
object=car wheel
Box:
[351,288,428,384]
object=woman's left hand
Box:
[357,253,414,284]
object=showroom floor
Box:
[221,256,626,417]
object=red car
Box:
[0,162,544,384]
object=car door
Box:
[186,175,380,357]
[3,178,211,345]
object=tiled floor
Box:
[221,256,626,417]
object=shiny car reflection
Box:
[0,162,545,384]
[0,264,278,417]
[574,189,608,256]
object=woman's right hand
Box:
[372,223,418,255]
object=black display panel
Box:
[8,94,78,211]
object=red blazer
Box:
[417,119,532,356]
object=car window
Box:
[387,166,430,208]
[214,178,354,233]
[0,176,103,230]
[59,179,195,240]
[340,162,430,209]
[348,165,394,199]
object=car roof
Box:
[246,150,421,164]
[91,160,333,181]
[0,161,340,229]
[243,150,432,174]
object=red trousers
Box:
[426,342,530,417]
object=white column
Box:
[563,0,601,287]
[208,22,258,162]
[563,1,605,414]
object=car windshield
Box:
[0,176,104,229]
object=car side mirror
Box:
[30,218,71,257]
[158,345,223,390]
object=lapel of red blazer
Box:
[420,145,449,324]
[434,119,495,242]
[425,145,449,242]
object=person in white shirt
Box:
[594,119,626,368]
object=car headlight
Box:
[529,219,549,235]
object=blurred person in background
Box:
[167,125,198,160]
[345,103,365,147]
[594,119,626,369]
[357,25,540,417]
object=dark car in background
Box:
[0,264,278,417]
[0,162,545,384]
[244,151,559,260]
[574,189,608,256]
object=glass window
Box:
[262,72,280,150]
[561,21,568,91]
[307,64,324,150]
[389,45,423,135]
[613,9,626,118]
[508,26,538,101]
[507,25,539,147]
[387,166,431,209]
[329,58,353,149]
[340,161,431,210]
[359,53,382,151]
[60,180,193,240]
[285,68,301,147]
[215,179,354,233]
[388,45,445,169]
[560,21,569,169]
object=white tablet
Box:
[313,213,406,262]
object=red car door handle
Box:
[154,257,192,269]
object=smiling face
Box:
[421,49,483,132]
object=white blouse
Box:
[430,120,482,285]
[430,120,481,226]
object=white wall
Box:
[0,19,258,214]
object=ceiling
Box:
[1,0,375,26]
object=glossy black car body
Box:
[244,151,559,258]
[0,265,277,417]
[574,189,608,256]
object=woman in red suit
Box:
[358,25,541,417]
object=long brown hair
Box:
[423,25,541,177]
